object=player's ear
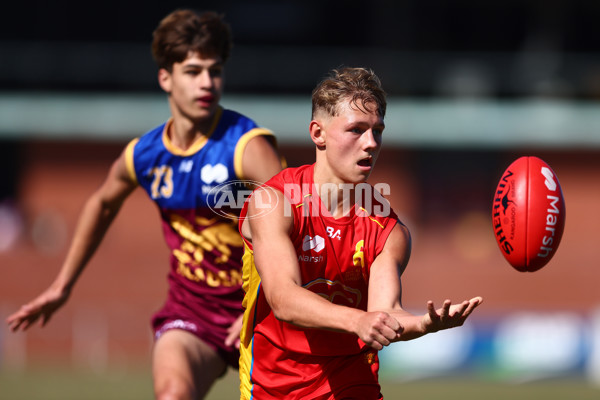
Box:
[158,68,172,93]
[309,120,326,147]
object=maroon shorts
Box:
[151,296,242,368]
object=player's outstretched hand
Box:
[6,285,70,332]
[356,311,404,350]
[422,296,483,334]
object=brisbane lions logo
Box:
[170,214,242,264]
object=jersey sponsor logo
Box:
[201,163,228,184]
[298,254,324,263]
[299,235,325,263]
[302,235,325,252]
[326,226,341,240]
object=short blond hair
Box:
[311,67,386,119]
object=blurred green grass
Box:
[1,367,599,399]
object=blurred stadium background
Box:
[1,1,600,398]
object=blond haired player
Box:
[238,67,482,399]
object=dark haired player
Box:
[7,9,283,399]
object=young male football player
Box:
[238,67,482,399]
[7,9,283,399]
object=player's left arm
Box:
[224,134,282,347]
[241,135,284,184]
[368,222,483,342]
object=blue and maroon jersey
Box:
[238,164,398,399]
[124,107,274,325]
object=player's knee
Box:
[154,378,196,400]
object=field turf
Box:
[1,368,599,399]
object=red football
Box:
[492,156,566,272]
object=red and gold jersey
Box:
[238,164,398,399]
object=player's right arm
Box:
[367,222,483,343]
[6,148,138,332]
[243,188,402,349]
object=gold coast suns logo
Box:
[303,278,362,307]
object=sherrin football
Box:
[492,156,566,272]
